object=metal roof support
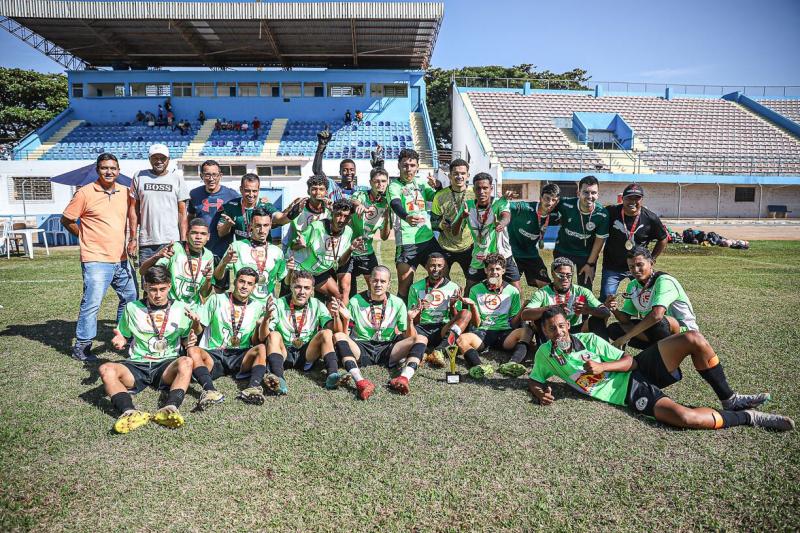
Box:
[350,18,358,67]
[169,19,216,68]
[77,20,133,64]
[260,20,286,68]
[0,16,87,70]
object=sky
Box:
[1,0,799,87]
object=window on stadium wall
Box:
[130,83,170,97]
[173,83,192,97]
[328,84,365,97]
[283,83,301,98]
[735,187,756,202]
[504,183,524,198]
[10,177,52,202]
[549,181,578,198]
[257,165,302,178]
[219,165,247,177]
[195,83,214,97]
[239,83,257,97]
[183,164,199,177]
[304,83,324,97]
[370,84,408,98]
[72,84,83,98]
[218,84,236,97]
[260,83,280,97]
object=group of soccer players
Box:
[100,146,794,434]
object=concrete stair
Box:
[184,119,217,158]
[262,118,288,158]
[27,120,84,160]
[410,112,434,170]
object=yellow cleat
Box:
[113,409,151,434]
[152,405,185,429]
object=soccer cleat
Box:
[153,405,185,429]
[423,350,446,368]
[263,373,288,395]
[70,342,96,363]
[468,364,495,380]
[198,389,225,410]
[356,379,376,400]
[389,376,410,395]
[722,392,771,411]
[498,362,528,378]
[237,386,265,405]
[113,409,151,434]
[325,370,351,390]
[745,410,795,431]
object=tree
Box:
[0,68,68,143]
[424,64,590,148]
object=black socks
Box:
[111,392,135,413]
[699,364,734,401]
[267,353,285,378]
[248,364,267,388]
[192,366,216,391]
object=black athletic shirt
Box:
[603,204,668,271]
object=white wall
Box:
[451,89,495,178]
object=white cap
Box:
[148,143,170,158]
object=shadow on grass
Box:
[79,385,117,418]
[0,319,117,356]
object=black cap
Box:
[623,183,644,198]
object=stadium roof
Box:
[0,1,443,69]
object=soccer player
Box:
[266,270,347,393]
[554,175,610,288]
[330,266,425,398]
[283,175,333,263]
[600,183,668,301]
[508,183,561,288]
[521,257,610,341]
[463,172,520,295]
[431,159,475,278]
[186,267,272,407]
[407,253,473,369]
[454,254,528,379]
[217,173,298,241]
[99,266,200,433]
[214,208,288,304]
[345,168,392,298]
[294,199,362,301]
[607,246,696,350]
[387,148,442,300]
[528,306,793,431]
[138,218,214,305]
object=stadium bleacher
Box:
[467,92,800,174]
[277,120,413,159]
[40,122,199,160]
[757,99,800,124]
[200,122,272,157]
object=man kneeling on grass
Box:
[186,267,272,408]
[100,265,201,433]
[528,306,794,431]
[330,265,427,398]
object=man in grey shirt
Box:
[127,143,190,277]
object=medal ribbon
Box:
[252,243,268,279]
[621,209,641,242]
[290,301,309,340]
[578,202,595,240]
[326,221,342,265]
[240,200,251,231]
[554,289,572,307]
[183,242,202,286]
[146,301,172,340]
[229,293,248,339]
[475,200,492,239]
[537,205,550,242]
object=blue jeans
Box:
[76,261,137,343]
[600,268,632,302]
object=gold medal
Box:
[292,337,303,348]
[153,338,167,352]
[625,239,635,251]
[258,274,267,284]
[230,335,241,347]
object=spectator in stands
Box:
[135,110,145,123]
[61,153,137,362]
[431,158,475,278]
[187,159,240,259]
[234,121,242,131]
[252,116,261,135]
[164,97,172,114]
[553,175,609,289]
[157,105,164,120]
[127,144,190,284]
[600,184,668,301]
[214,120,221,131]
[311,127,345,201]
[355,110,364,124]
[241,120,249,133]
[146,112,155,128]
[166,111,174,127]
[198,110,206,123]
[344,109,352,125]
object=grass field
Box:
[1,241,799,531]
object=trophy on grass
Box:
[445,344,460,384]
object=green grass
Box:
[1,242,799,531]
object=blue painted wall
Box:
[571,112,634,149]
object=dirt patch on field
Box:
[664,220,800,240]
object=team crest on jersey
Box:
[426,289,446,306]
[638,289,652,307]
[182,257,204,277]
[250,246,267,260]
[483,293,502,310]
[365,205,379,220]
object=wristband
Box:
[586,262,596,268]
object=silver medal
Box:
[586,221,596,231]
[625,239,635,250]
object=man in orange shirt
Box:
[62,153,137,362]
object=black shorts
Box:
[472,328,512,351]
[353,337,398,367]
[351,253,379,277]
[395,239,441,269]
[284,342,310,369]
[122,359,174,394]
[516,256,550,285]
[634,343,682,389]
[416,322,446,349]
[440,246,473,275]
[626,370,667,418]
[313,268,335,286]
[466,256,522,283]
[212,254,230,291]
[209,348,248,379]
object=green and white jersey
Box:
[525,284,601,327]
[156,242,214,305]
[431,186,475,252]
[285,204,330,265]
[530,333,630,406]
[621,273,698,331]
[269,295,332,345]
[555,197,610,257]
[221,198,278,241]
[226,239,287,303]
[464,197,512,269]
[348,292,408,342]
[351,190,389,256]
[117,299,192,363]
[297,220,353,275]
[408,277,462,325]
[387,176,437,246]
[197,293,267,350]
[468,282,521,331]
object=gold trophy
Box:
[445,344,460,384]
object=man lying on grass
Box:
[100,265,201,433]
[186,267,272,408]
[528,306,794,431]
